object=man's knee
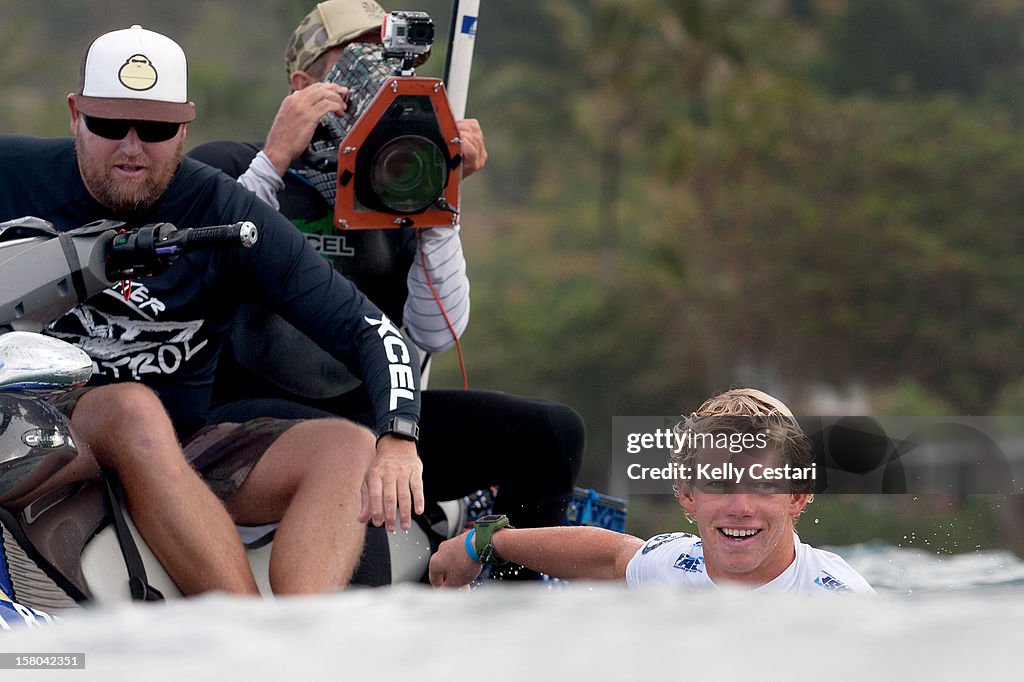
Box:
[231,418,375,518]
[305,418,376,469]
[274,418,376,481]
[75,383,167,428]
[72,383,179,470]
[543,401,586,481]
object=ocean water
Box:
[1,544,1020,681]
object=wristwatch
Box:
[473,514,511,565]
[378,417,420,443]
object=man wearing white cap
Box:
[189,2,586,580]
[0,25,426,596]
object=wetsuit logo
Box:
[364,314,416,410]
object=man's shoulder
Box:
[163,157,293,232]
[630,531,706,571]
[187,141,262,179]
[171,155,252,199]
[0,135,71,163]
[625,531,709,588]
[0,134,66,148]
[0,136,80,219]
[795,540,876,595]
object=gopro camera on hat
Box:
[381,11,435,64]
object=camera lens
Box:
[370,135,447,213]
[408,22,435,45]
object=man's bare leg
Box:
[70,384,259,596]
[224,418,375,595]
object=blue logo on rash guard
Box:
[814,571,853,593]
[673,553,705,573]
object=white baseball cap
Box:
[75,25,196,123]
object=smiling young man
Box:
[429,389,874,594]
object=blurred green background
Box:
[4,0,1024,553]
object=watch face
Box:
[385,417,419,441]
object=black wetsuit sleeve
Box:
[222,180,422,433]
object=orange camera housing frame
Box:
[334,77,462,230]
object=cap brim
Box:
[75,95,196,123]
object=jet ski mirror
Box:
[0,331,93,394]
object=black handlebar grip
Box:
[184,222,258,248]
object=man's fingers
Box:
[456,118,487,178]
[411,472,425,516]
[428,545,483,589]
[370,441,423,532]
[428,559,445,588]
[366,470,384,527]
[357,480,371,524]
[397,475,414,531]
[299,82,348,115]
[382,475,398,532]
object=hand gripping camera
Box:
[334,11,462,230]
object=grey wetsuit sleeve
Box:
[237,151,285,210]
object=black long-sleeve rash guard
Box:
[0,135,420,439]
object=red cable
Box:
[418,230,468,389]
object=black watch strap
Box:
[378,416,420,443]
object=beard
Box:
[74,133,183,213]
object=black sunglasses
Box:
[82,115,181,143]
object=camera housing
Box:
[331,11,460,230]
[333,76,461,230]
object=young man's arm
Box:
[429,526,644,587]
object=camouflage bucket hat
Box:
[285,0,386,77]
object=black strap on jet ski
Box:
[56,232,90,305]
[103,474,164,601]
